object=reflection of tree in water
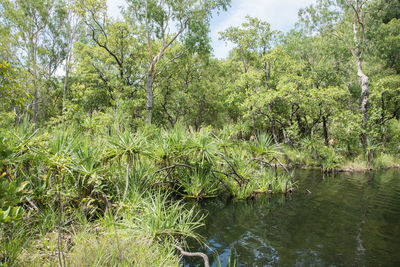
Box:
[357,170,400,266]
[184,170,400,266]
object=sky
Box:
[107,0,316,59]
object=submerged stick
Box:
[175,245,209,267]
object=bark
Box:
[33,87,39,123]
[145,71,154,124]
[322,115,329,146]
[263,61,270,91]
[349,0,369,147]
[355,54,369,147]
[31,38,39,124]
[62,54,70,116]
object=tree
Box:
[1,0,69,123]
[300,0,372,147]
[125,0,230,124]
[61,0,82,115]
[219,16,296,162]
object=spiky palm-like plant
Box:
[152,125,189,168]
[122,192,205,244]
[187,127,219,166]
[105,130,148,165]
[73,140,106,201]
[249,134,279,159]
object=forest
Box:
[0,0,399,265]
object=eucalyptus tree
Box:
[299,0,374,147]
[281,29,353,145]
[124,0,231,124]
[61,0,82,115]
[74,0,142,87]
[1,0,69,122]
[367,0,400,74]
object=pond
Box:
[183,169,400,266]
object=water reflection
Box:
[184,169,400,266]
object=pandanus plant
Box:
[248,134,279,160]
[45,129,76,189]
[187,127,219,167]
[177,164,220,200]
[105,130,148,164]
[1,120,40,179]
[152,124,189,168]
[105,130,148,202]
[122,192,205,244]
[73,140,106,206]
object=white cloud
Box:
[211,0,316,58]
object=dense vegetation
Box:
[0,0,399,265]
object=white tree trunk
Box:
[145,71,154,124]
[356,55,369,146]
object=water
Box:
[183,169,400,266]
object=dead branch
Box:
[175,245,209,267]
[218,153,247,185]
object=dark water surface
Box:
[183,169,400,266]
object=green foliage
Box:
[0,180,27,225]
[249,134,279,158]
[0,0,400,265]
[122,192,205,244]
[0,61,27,109]
[372,153,400,169]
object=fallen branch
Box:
[175,245,209,267]
[218,153,247,185]
[271,156,292,177]
[251,158,273,168]
[212,170,241,186]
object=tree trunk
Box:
[356,55,369,147]
[33,87,39,123]
[145,71,154,124]
[322,115,329,146]
[62,55,70,116]
[31,39,39,124]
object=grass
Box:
[121,191,205,244]
[372,153,400,169]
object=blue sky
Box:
[107,0,316,58]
